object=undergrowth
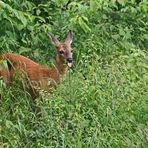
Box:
[0,50,147,147]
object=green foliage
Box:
[0,0,148,147]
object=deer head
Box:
[48,31,73,68]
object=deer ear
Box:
[65,30,73,45]
[48,33,60,46]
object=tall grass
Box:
[0,49,147,147]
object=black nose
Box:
[67,58,73,63]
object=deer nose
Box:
[67,58,73,63]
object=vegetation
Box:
[0,0,148,147]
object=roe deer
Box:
[0,31,73,99]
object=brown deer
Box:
[0,31,73,99]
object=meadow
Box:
[0,0,148,147]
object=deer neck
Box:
[49,55,68,84]
[55,55,68,75]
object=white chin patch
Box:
[67,62,72,67]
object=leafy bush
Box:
[0,0,148,147]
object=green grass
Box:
[0,50,148,148]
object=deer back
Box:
[0,53,53,91]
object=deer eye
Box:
[59,50,64,54]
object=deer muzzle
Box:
[67,58,73,68]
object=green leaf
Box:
[78,17,91,32]
[5,120,14,129]
[0,60,8,71]
[19,47,32,54]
